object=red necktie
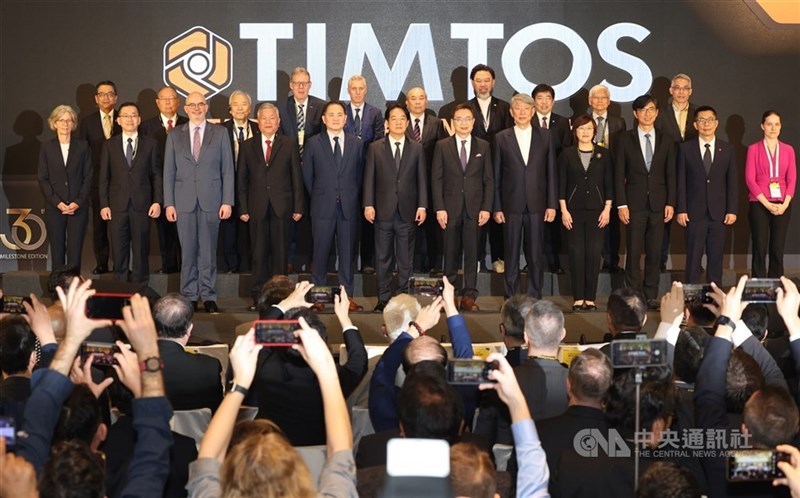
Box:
[167,119,173,130]
[265,139,272,164]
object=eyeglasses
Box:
[291,81,310,87]
[453,117,473,123]
[119,114,140,119]
[186,102,208,110]
[97,92,117,98]
[158,97,178,102]
[695,118,717,124]
[56,118,74,124]
[637,107,657,114]
[671,86,692,92]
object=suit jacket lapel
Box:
[630,130,647,173]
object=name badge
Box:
[770,181,782,199]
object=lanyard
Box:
[764,140,780,179]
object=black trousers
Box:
[45,205,88,269]
[749,201,792,278]
[109,206,151,284]
[250,205,290,299]
[156,211,180,271]
[90,188,109,268]
[625,209,664,301]
[375,211,416,302]
[442,209,480,299]
[503,211,545,298]
[566,209,604,301]
[602,212,621,267]
[684,216,725,284]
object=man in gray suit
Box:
[164,92,235,313]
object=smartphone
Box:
[610,338,668,368]
[304,286,341,304]
[0,417,15,447]
[726,449,789,481]
[386,438,450,477]
[80,341,120,367]
[742,278,783,303]
[683,284,713,304]
[407,277,444,297]
[253,320,300,346]
[447,359,498,385]
[1,295,31,314]
[85,293,132,320]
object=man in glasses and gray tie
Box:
[614,95,676,310]
[163,92,234,314]
[99,102,162,285]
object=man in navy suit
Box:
[99,102,163,284]
[345,74,385,274]
[615,95,676,309]
[676,106,737,284]
[364,104,428,311]
[493,93,557,299]
[303,101,365,312]
[79,80,121,274]
[431,103,493,311]
[163,92,235,313]
[140,86,187,274]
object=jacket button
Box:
[707,180,710,184]
[64,182,68,186]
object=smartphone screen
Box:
[408,278,444,297]
[253,320,300,346]
[447,359,497,385]
[85,293,133,320]
[0,417,15,447]
[683,284,713,304]
[742,279,783,303]
[727,450,788,481]
[304,286,340,304]
[80,341,120,366]
[610,339,667,368]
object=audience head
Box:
[228,419,286,452]
[685,303,717,328]
[606,288,647,335]
[284,307,328,343]
[743,385,800,449]
[398,361,465,443]
[567,348,613,406]
[383,294,422,342]
[741,304,769,341]
[636,461,701,498]
[450,442,497,498]
[499,295,536,348]
[524,299,565,354]
[54,385,106,450]
[402,336,448,373]
[606,366,675,442]
[726,349,765,414]
[0,315,36,376]
[256,275,295,316]
[673,326,707,384]
[221,432,315,498]
[48,264,82,301]
[153,293,194,342]
[40,440,105,498]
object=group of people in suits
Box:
[37,69,795,312]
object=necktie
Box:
[354,108,362,138]
[460,140,468,172]
[333,136,342,169]
[297,104,305,155]
[265,139,272,164]
[238,126,244,143]
[413,119,421,142]
[167,119,173,131]
[541,117,548,129]
[644,133,653,171]
[126,138,134,167]
[394,141,401,171]
[193,127,201,161]
[595,116,605,144]
[103,114,112,139]
[703,143,712,175]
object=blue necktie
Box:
[126,138,134,167]
[644,133,653,171]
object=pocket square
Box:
[475,153,483,158]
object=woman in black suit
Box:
[558,114,613,310]
[38,105,92,268]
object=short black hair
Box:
[385,103,410,122]
[673,326,707,384]
[500,295,535,342]
[744,385,800,448]
[398,361,464,443]
[48,265,81,300]
[632,94,657,112]
[637,461,701,498]
[40,440,105,498]
[693,105,717,120]
[322,100,346,114]
[256,275,295,317]
[153,293,193,339]
[606,366,674,438]
[741,304,769,341]
[0,315,35,375]
[283,307,328,342]
[686,303,716,327]
[726,349,764,414]
[531,83,555,100]
[54,385,103,445]
[607,288,646,333]
[96,80,118,94]
[470,64,496,80]
[453,102,475,118]
[117,101,140,115]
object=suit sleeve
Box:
[363,143,376,208]
[738,336,787,388]
[38,146,60,207]
[150,141,164,206]
[546,133,558,210]
[221,134,235,206]
[665,141,677,207]
[338,327,368,397]
[481,143,494,212]
[431,142,445,213]
[163,133,176,208]
[371,109,385,140]
[724,147,738,215]
[236,148,249,215]
[615,137,628,207]
[291,141,305,214]
[557,149,569,201]
[302,139,315,194]
[368,332,413,432]
[676,144,687,214]
[417,147,428,209]
[447,314,474,358]
[99,141,111,209]
[493,134,504,213]
[77,144,93,206]
[603,150,614,203]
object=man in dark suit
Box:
[532,83,572,274]
[163,92,235,314]
[79,80,121,274]
[304,101,365,311]
[655,73,698,272]
[493,93,557,299]
[153,293,223,411]
[99,102,163,284]
[676,106,738,284]
[345,74,385,274]
[406,87,445,273]
[139,86,186,274]
[238,103,304,307]
[278,67,325,272]
[467,64,513,273]
[220,90,260,274]
[588,84,628,273]
[364,104,428,311]
[431,103,493,311]
[615,94,676,309]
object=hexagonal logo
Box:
[163,26,233,98]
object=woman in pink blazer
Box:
[745,110,796,277]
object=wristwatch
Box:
[717,315,736,331]
[230,383,249,397]
[139,356,164,373]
